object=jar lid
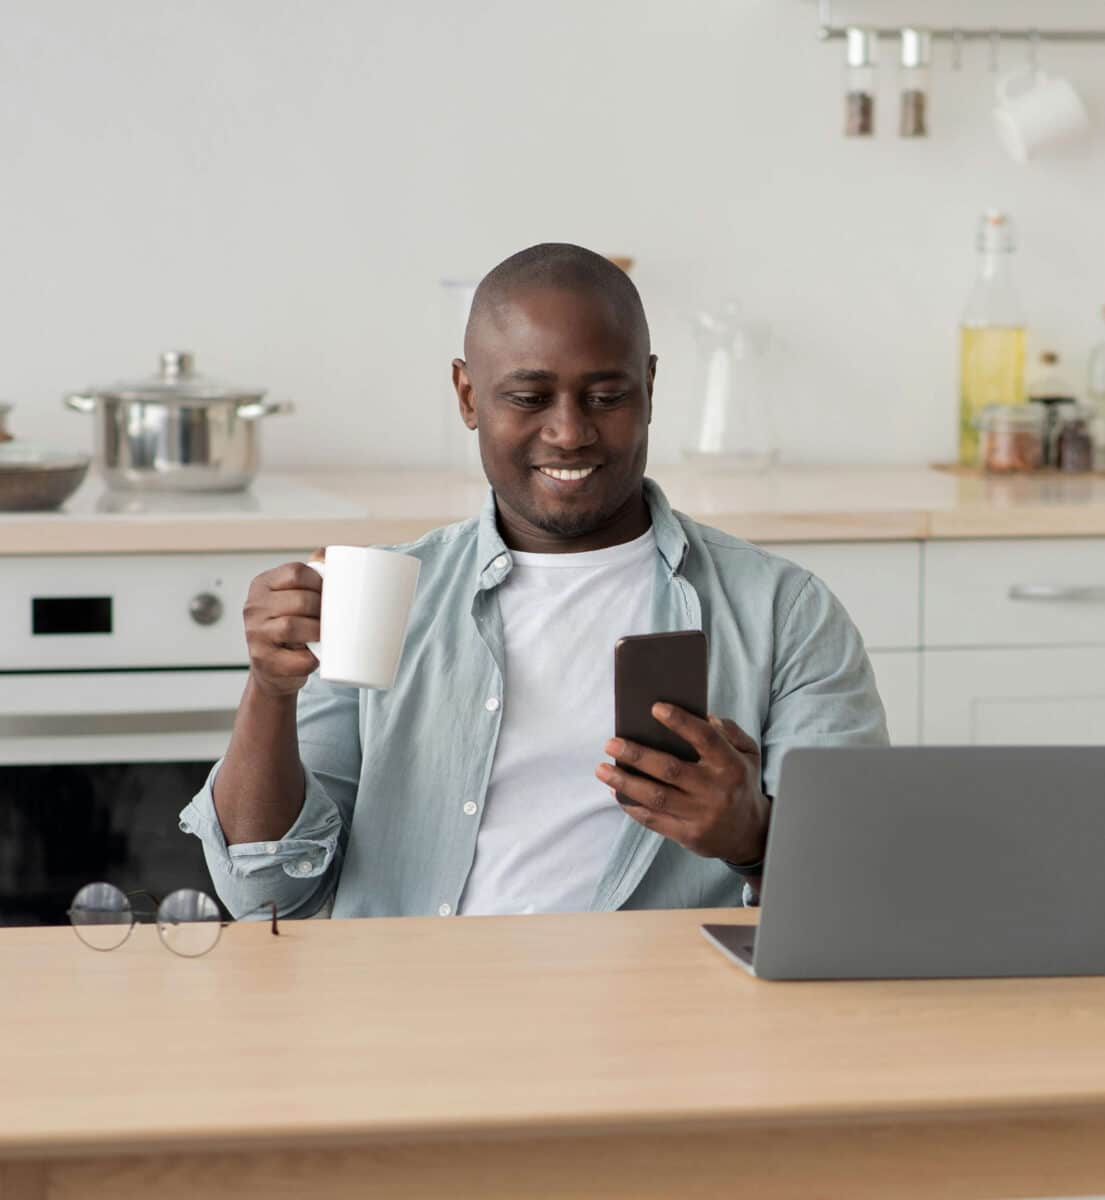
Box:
[977,403,1046,431]
[75,352,265,406]
[1054,403,1094,424]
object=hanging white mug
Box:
[306,546,421,689]
[993,68,1090,163]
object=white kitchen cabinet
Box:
[922,647,1105,745]
[867,650,921,745]
[922,538,1105,744]
[925,538,1105,647]
[763,542,921,650]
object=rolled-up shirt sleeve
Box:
[178,675,362,919]
[760,573,890,799]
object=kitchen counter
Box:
[2,465,1105,555]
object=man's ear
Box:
[646,354,658,424]
[453,359,478,430]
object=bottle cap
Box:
[977,210,1016,253]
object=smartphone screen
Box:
[613,631,708,805]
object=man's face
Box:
[453,286,656,550]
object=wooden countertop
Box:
[3,465,1105,555]
[5,906,1105,1161]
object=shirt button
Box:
[265,843,278,855]
[298,861,312,875]
[463,801,477,816]
[485,697,500,712]
[493,554,508,570]
[439,903,452,916]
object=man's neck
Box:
[494,490,651,554]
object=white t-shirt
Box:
[458,527,657,915]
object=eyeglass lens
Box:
[156,888,222,957]
[68,882,134,951]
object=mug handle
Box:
[305,559,324,660]
[997,67,1046,104]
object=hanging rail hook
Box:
[817,0,833,41]
[951,29,964,70]
[815,22,1105,44]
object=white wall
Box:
[3,0,1105,471]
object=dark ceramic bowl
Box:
[0,447,91,511]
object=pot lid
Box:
[78,351,265,405]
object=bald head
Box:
[464,243,650,363]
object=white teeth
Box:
[540,467,596,481]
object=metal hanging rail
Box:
[816,1,1105,44]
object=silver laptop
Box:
[701,746,1105,981]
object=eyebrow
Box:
[496,368,632,388]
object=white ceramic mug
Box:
[993,68,1090,163]
[306,546,421,689]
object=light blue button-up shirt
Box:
[179,478,889,919]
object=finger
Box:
[271,588,321,619]
[308,546,326,563]
[603,737,702,798]
[266,561,324,592]
[265,615,320,647]
[595,763,688,819]
[258,647,318,677]
[617,794,693,844]
[650,703,730,765]
[708,715,760,757]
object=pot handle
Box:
[64,394,98,413]
[235,399,295,420]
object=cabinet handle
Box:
[1008,584,1105,603]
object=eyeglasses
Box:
[67,882,279,958]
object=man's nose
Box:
[542,398,597,449]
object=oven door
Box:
[0,669,246,926]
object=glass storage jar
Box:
[977,403,1045,473]
[1055,407,1095,473]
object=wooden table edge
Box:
[5,1092,1105,1164]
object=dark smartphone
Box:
[613,631,708,806]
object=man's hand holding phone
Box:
[595,704,771,867]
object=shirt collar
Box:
[475,476,688,591]
[475,489,513,590]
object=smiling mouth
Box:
[536,466,599,482]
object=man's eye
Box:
[507,393,547,407]
[588,393,628,407]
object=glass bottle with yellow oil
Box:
[959,211,1026,465]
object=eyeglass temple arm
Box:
[227,899,281,936]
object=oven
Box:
[0,550,305,925]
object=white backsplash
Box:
[1,0,1104,470]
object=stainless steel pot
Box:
[64,350,293,492]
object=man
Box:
[180,243,888,919]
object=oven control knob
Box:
[189,592,224,627]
